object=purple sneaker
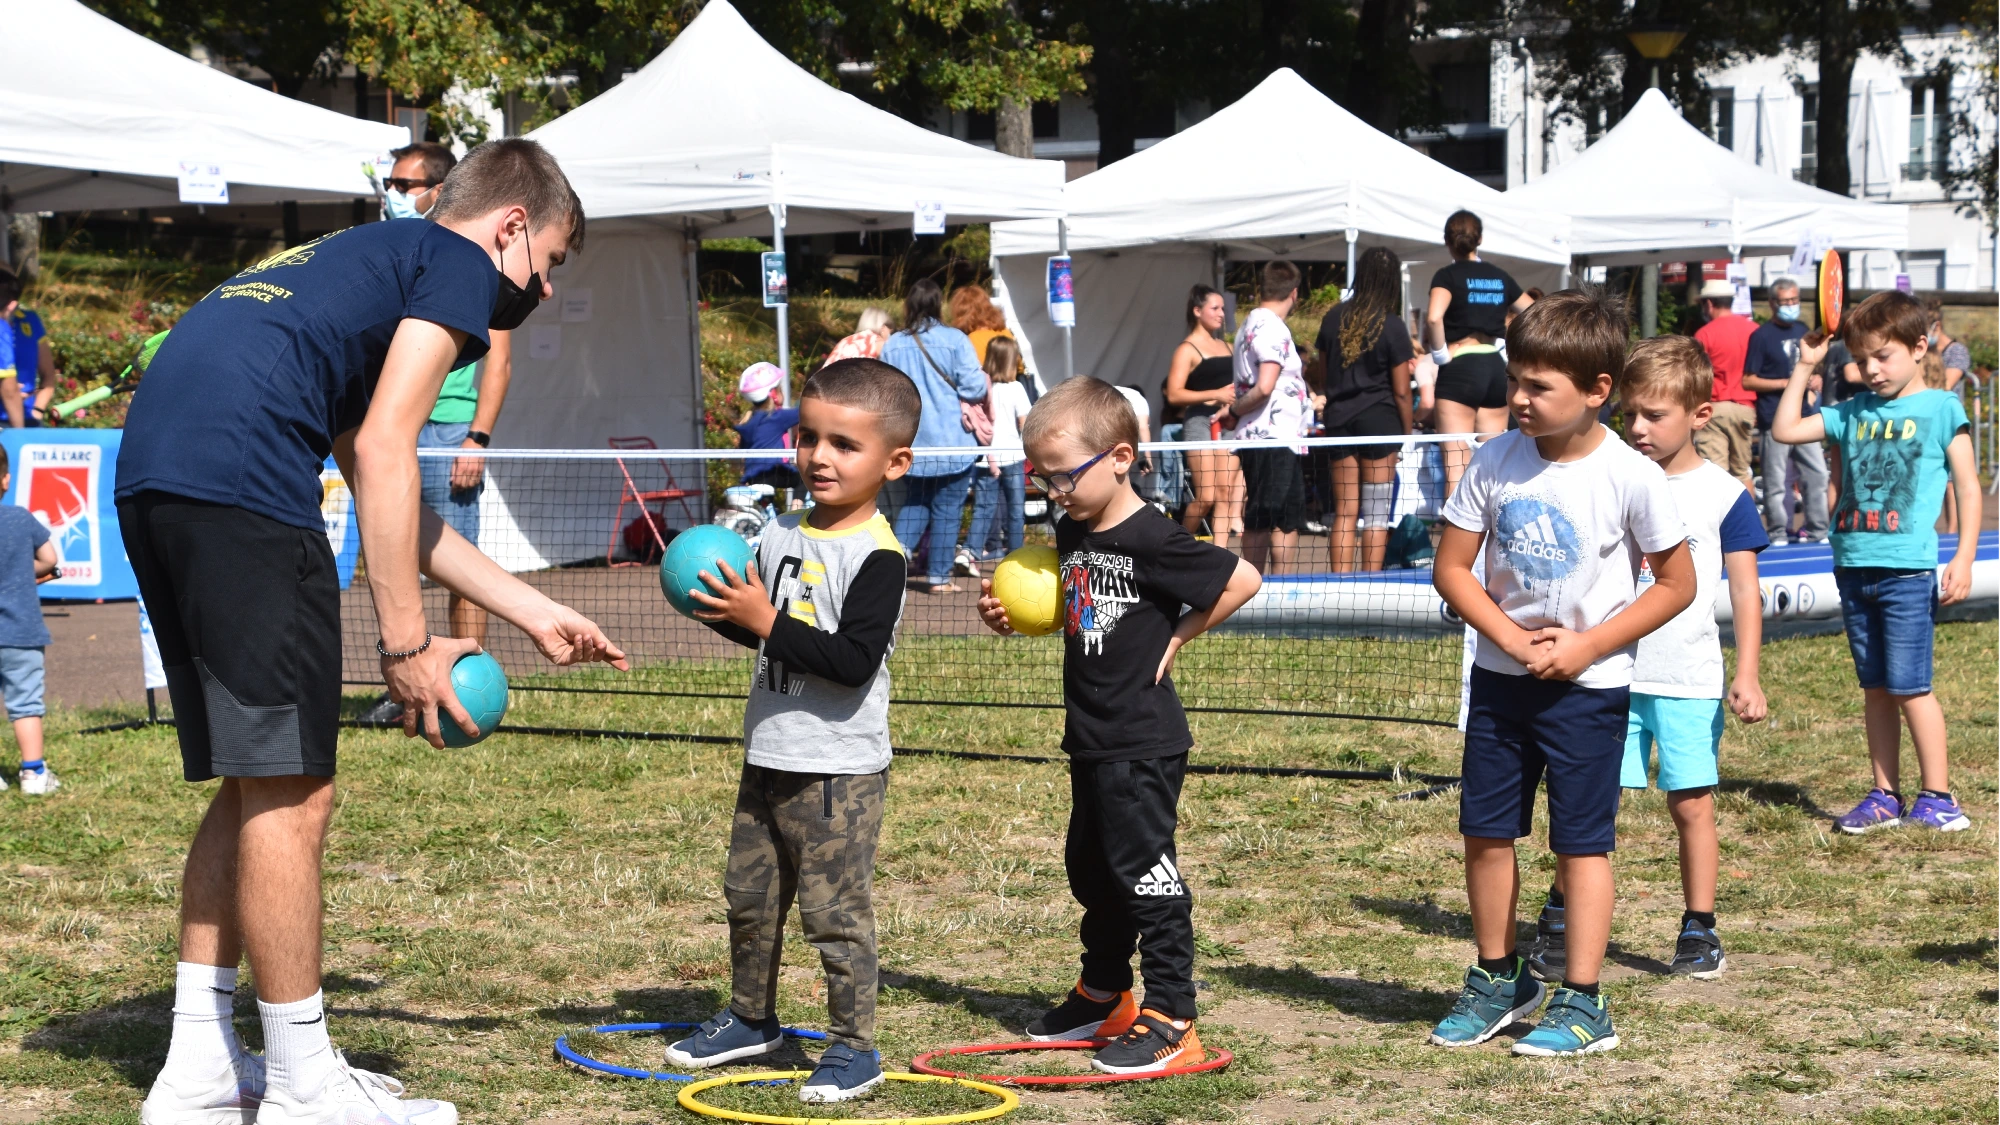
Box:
[1836,789,1904,835]
[1907,792,1971,832]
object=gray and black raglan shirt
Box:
[706,510,907,775]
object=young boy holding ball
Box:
[672,357,921,1103]
[978,376,1261,1074]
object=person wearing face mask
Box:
[361,143,518,725]
[116,138,627,1125]
[1742,277,1826,544]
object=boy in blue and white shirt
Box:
[1429,291,1696,1058]
[1524,337,1769,986]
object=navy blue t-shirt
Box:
[0,506,50,648]
[116,220,497,530]
[1745,317,1814,429]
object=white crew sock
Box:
[260,991,339,1101]
[162,962,244,1079]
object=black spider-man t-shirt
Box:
[1055,506,1238,762]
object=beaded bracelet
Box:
[377,633,432,658]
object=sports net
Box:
[335,435,1480,730]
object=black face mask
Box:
[489,224,544,331]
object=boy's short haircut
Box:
[1260,260,1301,301]
[1842,290,1929,353]
[1770,276,1800,297]
[430,138,586,251]
[1506,287,1630,393]
[390,141,457,185]
[1022,375,1142,453]
[0,269,19,308]
[803,358,922,446]
[1622,335,1711,413]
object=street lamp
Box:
[1625,22,1688,335]
[1626,24,1687,91]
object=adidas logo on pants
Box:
[1134,855,1185,896]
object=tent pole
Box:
[773,205,790,403]
[1345,228,1358,289]
[1640,263,1658,338]
[686,220,706,452]
[1059,219,1073,381]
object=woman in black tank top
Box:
[1425,210,1535,497]
[1164,285,1243,549]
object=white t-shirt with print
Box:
[1231,307,1312,449]
[1441,427,1687,689]
[987,380,1033,467]
[1632,459,1768,698]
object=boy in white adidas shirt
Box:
[1429,290,1696,1059]
[1524,336,1769,987]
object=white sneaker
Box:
[141,1053,266,1125]
[255,1054,456,1124]
[18,767,58,795]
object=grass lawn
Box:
[0,624,1993,1123]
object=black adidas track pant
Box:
[1067,753,1196,1020]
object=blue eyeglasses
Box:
[1029,447,1115,495]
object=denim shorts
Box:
[1620,693,1724,792]
[418,422,483,544]
[1460,666,1629,855]
[1836,567,1937,696]
[0,646,46,720]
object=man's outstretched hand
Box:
[527,603,629,669]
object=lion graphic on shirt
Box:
[1835,417,1921,534]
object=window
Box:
[1708,88,1734,150]
[1434,61,1491,125]
[1585,101,1621,147]
[1033,101,1061,139]
[1797,87,1818,183]
[1904,250,1945,289]
[966,110,995,142]
[1907,74,1950,181]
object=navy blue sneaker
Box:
[798,1043,884,1104]
[663,1009,783,1069]
[1669,918,1726,979]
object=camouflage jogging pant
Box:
[725,764,887,1050]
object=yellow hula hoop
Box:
[677,1070,1019,1125]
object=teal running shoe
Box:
[1428,961,1545,1047]
[1512,987,1619,1056]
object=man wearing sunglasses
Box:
[361,141,518,726]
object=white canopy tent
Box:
[989,69,1572,395]
[478,0,1064,567]
[1507,88,1909,268]
[0,0,407,212]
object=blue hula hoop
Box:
[553,1021,829,1083]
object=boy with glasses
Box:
[978,376,1261,1074]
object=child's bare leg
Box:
[1862,688,1905,793]
[1464,836,1520,960]
[1666,788,1716,913]
[13,715,41,764]
[1554,853,1611,986]
[1899,691,1950,793]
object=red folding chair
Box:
[607,436,703,566]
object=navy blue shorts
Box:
[1835,567,1936,696]
[1459,666,1629,855]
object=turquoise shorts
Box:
[1620,693,1723,792]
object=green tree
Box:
[1527,0,1782,139]
[85,0,347,98]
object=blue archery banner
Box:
[0,429,138,601]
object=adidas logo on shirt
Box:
[1505,512,1570,563]
[1134,854,1186,897]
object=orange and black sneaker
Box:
[1089,1009,1203,1074]
[1025,980,1138,1042]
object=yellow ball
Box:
[991,545,1061,636]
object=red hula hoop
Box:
[909,1039,1234,1086]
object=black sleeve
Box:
[1314,308,1338,361]
[1502,268,1523,307]
[1383,317,1415,366]
[703,619,763,650]
[1428,263,1454,294]
[1145,522,1240,612]
[760,549,906,688]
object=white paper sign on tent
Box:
[529,325,561,359]
[1726,262,1752,315]
[913,201,947,235]
[561,288,593,322]
[177,160,228,204]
